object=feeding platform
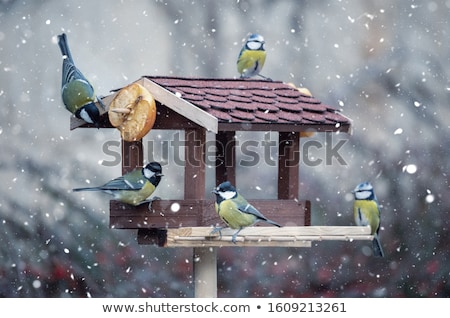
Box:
[164,226,372,247]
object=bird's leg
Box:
[137,196,161,211]
[210,226,223,239]
[257,74,273,81]
[231,228,243,244]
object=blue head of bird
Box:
[352,182,377,201]
[245,34,265,51]
[75,102,101,126]
[212,181,237,204]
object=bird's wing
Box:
[235,197,268,221]
[62,59,91,86]
[99,170,145,191]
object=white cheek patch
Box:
[247,41,262,50]
[220,190,236,200]
[355,190,372,200]
[79,108,94,124]
[143,168,155,179]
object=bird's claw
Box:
[137,197,161,211]
[258,74,272,81]
[210,226,223,239]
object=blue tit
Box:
[353,182,384,257]
[237,33,269,79]
[57,33,102,126]
[73,162,163,206]
[212,181,281,243]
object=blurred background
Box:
[0,0,449,297]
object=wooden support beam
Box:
[215,130,236,186]
[278,132,300,200]
[194,247,217,298]
[184,128,206,200]
[122,140,143,174]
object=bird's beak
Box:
[156,173,164,177]
[212,189,218,194]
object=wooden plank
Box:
[109,199,310,229]
[278,132,300,200]
[109,199,211,229]
[193,247,217,297]
[142,77,218,133]
[165,238,312,248]
[218,122,352,133]
[163,226,372,247]
[215,131,236,186]
[184,128,206,201]
[122,140,143,174]
[170,226,371,237]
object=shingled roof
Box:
[71,76,352,134]
[144,76,352,133]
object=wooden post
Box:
[122,140,143,174]
[278,132,300,200]
[184,128,217,298]
[193,246,217,298]
[215,130,236,186]
[184,128,206,200]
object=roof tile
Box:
[255,111,279,122]
[233,101,257,111]
[276,102,303,113]
[228,95,253,103]
[278,111,303,122]
[252,95,277,104]
[257,103,279,113]
[230,109,255,121]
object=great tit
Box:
[353,182,385,257]
[73,162,163,206]
[237,33,268,79]
[57,33,102,126]
[212,181,281,243]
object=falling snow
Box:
[0,0,448,298]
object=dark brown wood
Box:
[71,113,351,134]
[110,199,310,230]
[218,122,352,133]
[278,132,300,200]
[215,131,236,186]
[121,140,143,174]
[152,103,201,130]
[304,200,311,226]
[137,228,168,246]
[184,128,206,200]
[109,200,208,229]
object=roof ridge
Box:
[143,75,283,84]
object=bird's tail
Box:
[372,235,385,257]
[265,219,282,228]
[57,33,74,62]
[73,187,102,192]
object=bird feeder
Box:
[71,76,372,297]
